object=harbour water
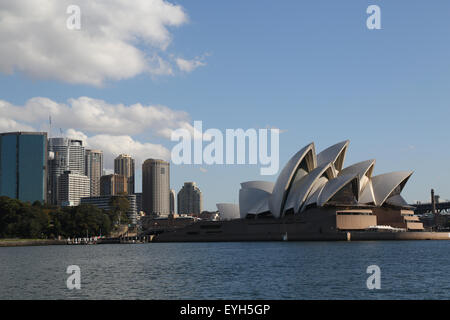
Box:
[0,241,449,300]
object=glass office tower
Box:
[0,132,48,203]
[48,137,85,205]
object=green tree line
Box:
[0,196,129,239]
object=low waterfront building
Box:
[217,140,424,231]
[154,140,426,242]
[80,194,137,225]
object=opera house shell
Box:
[214,141,424,231]
[155,141,444,242]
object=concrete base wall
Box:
[336,215,377,230]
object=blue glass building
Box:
[0,132,48,203]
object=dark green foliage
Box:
[0,196,114,239]
[109,195,130,225]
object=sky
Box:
[1,0,450,210]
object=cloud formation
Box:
[0,0,204,85]
[0,96,196,138]
[66,129,170,169]
[0,96,190,169]
[176,57,207,73]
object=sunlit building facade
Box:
[48,138,85,205]
[85,149,103,197]
[0,132,48,203]
[114,154,135,195]
[142,159,170,216]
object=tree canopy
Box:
[0,196,116,239]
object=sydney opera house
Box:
[154,141,450,242]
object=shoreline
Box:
[2,231,450,247]
[0,239,67,247]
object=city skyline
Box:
[1,1,450,304]
[0,129,211,214]
[0,1,449,210]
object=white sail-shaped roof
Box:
[247,197,270,214]
[359,180,376,204]
[317,174,359,206]
[269,143,316,218]
[339,159,375,193]
[371,171,413,206]
[218,140,414,219]
[303,182,326,210]
[239,188,272,218]
[385,194,409,207]
[240,181,274,193]
[217,203,240,221]
[284,163,335,214]
[316,140,349,172]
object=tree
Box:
[109,194,130,226]
[0,196,115,239]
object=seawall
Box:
[0,239,67,247]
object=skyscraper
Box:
[100,174,127,196]
[134,192,143,213]
[114,154,135,195]
[170,189,176,215]
[57,171,90,206]
[177,182,203,215]
[48,138,85,205]
[142,159,170,216]
[85,149,103,197]
[0,132,48,203]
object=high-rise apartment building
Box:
[170,189,176,215]
[177,182,203,215]
[0,132,48,203]
[134,192,143,213]
[114,154,135,195]
[58,171,90,206]
[85,149,103,197]
[48,138,85,205]
[100,174,127,196]
[142,159,170,216]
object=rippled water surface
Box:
[0,241,449,300]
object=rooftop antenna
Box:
[48,115,52,139]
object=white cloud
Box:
[66,129,170,169]
[0,117,34,132]
[176,57,207,73]
[1,96,195,138]
[1,96,191,170]
[0,0,192,85]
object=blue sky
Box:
[1,1,450,210]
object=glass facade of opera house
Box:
[0,132,48,203]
